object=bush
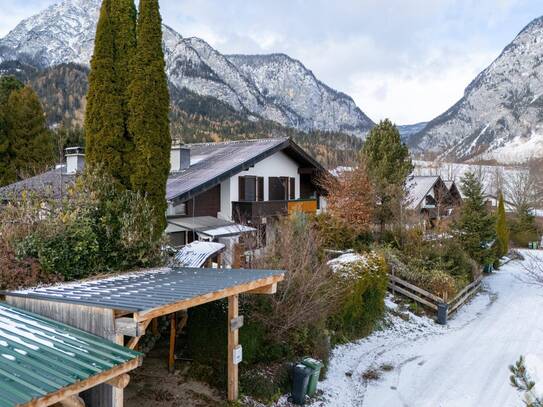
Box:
[0,239,62,290]
[314,212,373,251]
[386,231,478,298]
[2,168,165,281]
[328,252,388,342]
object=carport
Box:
[3,266,284,406]
[0,303,142,407]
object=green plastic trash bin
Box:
[302,357,323,396]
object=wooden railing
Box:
[388,274,483,319]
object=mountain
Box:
[412,17,543,163]
[0,0,374,137]
[397,122,428,143]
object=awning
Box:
[166,216,256,238]
[171,241,225,268]
[0,303,142,407]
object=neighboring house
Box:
[406,175,462,228]
[165,138,326,248]
[0,139,326,262]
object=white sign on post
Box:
[233,344,243,365]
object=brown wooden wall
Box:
[184,184,221,218]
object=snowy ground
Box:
[312,250,543,407]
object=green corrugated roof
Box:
[0,303,141,407]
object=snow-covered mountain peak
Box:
[413,15,543,163]
[0,0,374,137]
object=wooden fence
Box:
[388,274,483,319]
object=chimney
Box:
[170,145,190,172]
[65,147,85,175]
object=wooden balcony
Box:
[232,199,318,224]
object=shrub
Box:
[2,168,165,281]
[0,239,62,290]
[328,252,388,342]
[314,212,373,251]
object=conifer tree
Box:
[85,0,136,187]
[496,191,509,258]
[129,0,171,238]
[4,87,54,180]
[0,76,24,185]
[455,172,496,265]
[362,119,413,233]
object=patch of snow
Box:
[311,252,543,406]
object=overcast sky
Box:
[0,0,541,124]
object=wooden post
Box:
[168,314,176,373]
[113,335,124,407]
[227,295,239,401]
[152,318,158,336]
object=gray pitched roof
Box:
[406,176,441,209]
[0,138,325,204]
[0,166,75,200]
[167,137,324,202]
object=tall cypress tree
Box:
[129,0,171,238]
[496,191,509,258]
[85,0,136,187]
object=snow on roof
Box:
[406,176,440,209]
[199,224,256,238]
[171,241,225,268]
[0,303,140,406]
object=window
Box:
[239,176,264,201]
[289,177,296,200]
[269,177,288,200]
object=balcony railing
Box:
[232,199,318,223]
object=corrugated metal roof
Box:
[166,216,256,237]
[4,267,285,313]
[0,303,141,407]
[171,242,225,268]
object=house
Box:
[406,175,462,228]
[0,139,326,261]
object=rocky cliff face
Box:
[412,16,543,163]
[0,0,374,137]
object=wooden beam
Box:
[115,318,147,337]
[133,275,284,322]
[59,395,85,407]
[106,374,130,390]
[247,283,277,295]
[24,357,142,407]
[227,295,239,401]
[126,319,152,350]
[113,335,124,407]
[168,313,176,373]
[152,318,159,336]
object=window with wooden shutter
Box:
[238,177,245,201]
[257,177,264,201]
[289,177,296,200]
[269,177,288,200]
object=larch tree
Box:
[362,119,413,234]
[496,191,509,258]
[84,0,136,188]
[4,86,55,180]
[454,172,496,266]
[128,0,171,238]
[320,158,374,234]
